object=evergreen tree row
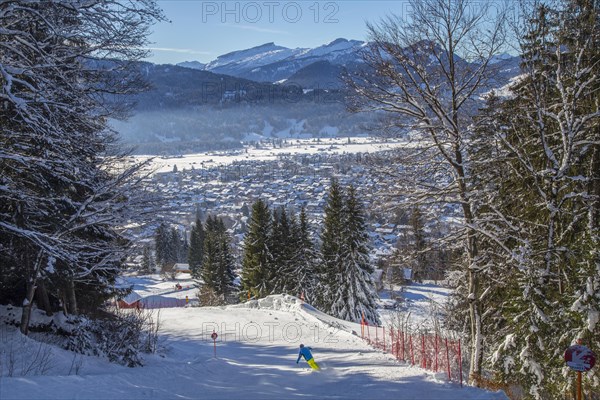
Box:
[241,181,380,324]
[154,223,188,269]
[187,215,237,305]
[241,200,319,301]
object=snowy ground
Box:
[0,288,507,400]
[136,137,409,173]
[378,283,452,330]
[116,274,198,307]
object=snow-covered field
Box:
[0,285,508,400]
[136,137,408,173]
[116,274,198,307]
[378,283,452,330]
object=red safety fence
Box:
[361,322,464,387]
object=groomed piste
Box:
[0,294,508,399]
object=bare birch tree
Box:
[345,0,508,381]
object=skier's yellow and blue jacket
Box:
[297,346,314,362]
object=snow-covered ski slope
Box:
[0,295,508,399]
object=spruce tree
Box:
[318,181,379,324]
[296,207,319,302]
[199,216,236,305]
[241,199,274,299]
[0,0,164,334]
[318,179,346,312]
[214,218,237,302]
[409,206,427,282]
[271,207,295,294]
[287,208,318,301]
[188,217,205,278]
[170,228,182,265]
[141,245,155,274]
[339,185,379,324]
[154,223,170,268]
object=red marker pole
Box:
[410,335,414,366]
[445,338,451,381]
[211,331,218,358]
[434,334,439,372]
[421,335,426,368]
[401,330,405,361]
[361,312,365,339]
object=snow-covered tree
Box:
[471,1,600,397]
[290,207,319,303]
[271,207,300,295]
[199,216,236,305]
[345,0,507,379]
[141,245,155,274]
[339,186,380,324]
[241,199,274,299]
[188,216,205,278]
[0,0,164,334]
[318,181,379,324]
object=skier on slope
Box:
[296,344,320,370]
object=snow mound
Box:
[232,294,303,313]
[231,294,359,335]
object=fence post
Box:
[401,330,405,361]
[390,329,394,357]
[396,329,400,360]
[361,312,365,339]
[410,335,415,366]
[458,339,463,387]
[383,327,386,352]
[421,335,426,368]
[445,338,451,381]
[434,334,439,372]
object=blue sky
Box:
[146,1,404,64]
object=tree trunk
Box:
[36,281,53,317]
[60,290,69,316]
[19,252,44,335]
[67,279,78,315]
[19,281,36,335]
[466,227,482,385]
[456,150,483,384]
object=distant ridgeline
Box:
[111,40,520,155]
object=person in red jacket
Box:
[296,344,320,370]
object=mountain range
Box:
[176,38,367,87]
[113,38,521,155]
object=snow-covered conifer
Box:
[241,199,274,299]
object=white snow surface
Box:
[0,293,508,399]
[139,137,407,174]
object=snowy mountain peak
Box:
[219,42,284,59]
[326,37,352,46]
[299,38,365,59]
[205,42,305,71]
[177,38,367,82]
